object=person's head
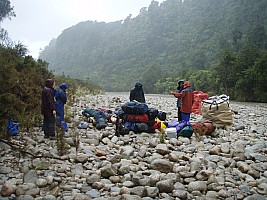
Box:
[45,79,55,89]
[59,83,68,91]
[135,82,143,89]
[183,81,190,88]
[177,80,184,89]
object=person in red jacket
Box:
[41,79,56,139]
[171,81,194,122]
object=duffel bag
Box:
[126,114,149,123]
[121,101,148,115]
[202,94,232,128]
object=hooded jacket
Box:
[130,82,145,103]
[54,83,68,120]
[41,79,56,116]
[173,81,194,113]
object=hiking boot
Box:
[44,135,49,138]
[49,136,57,140]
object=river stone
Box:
[244,194,267,200]
[17,195,34,200]
[130,186,147,197]
[35,178,47,187]
[156,179,174,193]
[1,181,17,197]
[24,170,38,184]
[146,187,159,198]
[75,154,89,163]
[0,167,12,174]
[43,195,57,200]
[155,144,170,155]
[122,194,142,200]
[25,188,40,197]
[150,159,173,173]
[188,181,207,192]
[85,189,100,198]
[86,174,101,185]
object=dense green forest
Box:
[40,0,267,102]
[0,0,102,132]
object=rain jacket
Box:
[54,83,68,121]
[41,79,56,116]
[173,81,194,114]
[130,82,145,103]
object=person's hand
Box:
[53,110,56,116]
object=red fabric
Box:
[126,114,149,123]
[192,122,215,134]
[173,88,194,114]
[192,91,209,115]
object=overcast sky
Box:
[2,0,164,58]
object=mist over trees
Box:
[40,0,267,102]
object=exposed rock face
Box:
[0,93,266,199]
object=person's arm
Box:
[171,91,185,98]
[142,90,146,103]
[130,90,134,101]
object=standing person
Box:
[171,81,194,122]
[130,82,146,103]
[41,79,56,139]
[54,83,68,122]
[176,80,184,121]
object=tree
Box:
[0,0,15,22]
[0,0,15,45]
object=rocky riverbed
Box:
[0,93,267,200]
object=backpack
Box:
[147,108,159,120]
[121,101,148,115]
[192,121,215,135]
[7,120,19,136]
[94,111,107,130]
[82,108,99,118]
[157,111,167,121]
[177,125,194,138]
[135,123,149,133]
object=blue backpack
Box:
[7,120,19,135]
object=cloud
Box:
[2,0,164,58]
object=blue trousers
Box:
[181,112,191,122]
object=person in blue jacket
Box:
[54,83,68,122]
[130,82,146,103]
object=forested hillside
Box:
[40,0,267,102]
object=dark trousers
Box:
[178,107,182,121]
[43,114,55,137]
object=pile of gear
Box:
[80,101,167,136]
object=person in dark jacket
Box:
[176,80,184,121]
[171,81,194,122]
[54,83,68,122]
[130,82,146,103]
[41,79,56,139]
